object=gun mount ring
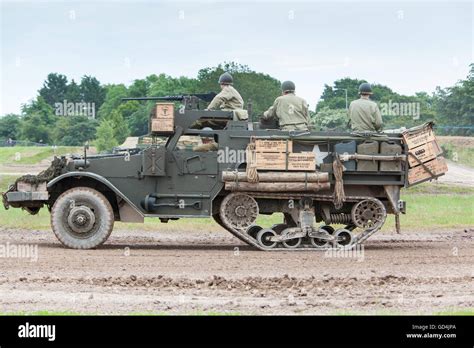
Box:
[351,198,386,230]
[219,193,259,231]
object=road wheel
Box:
[257,228,278,248]
[246,225,263,239]
[333,228,353,248]
[282,237,302,249]
[51,187,114,249]
[310,225,334,248]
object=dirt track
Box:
[0,226,473,314]
[438,161,474,187]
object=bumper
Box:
[6,191,49,202]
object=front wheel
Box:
[50,187,114,249]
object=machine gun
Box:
[122,92,217,110]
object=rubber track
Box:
[219,196,386,251]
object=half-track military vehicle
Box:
[2,94,448,250]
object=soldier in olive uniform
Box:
[348,83,383,132]
[261,81,310,131]
[206,72,248,121]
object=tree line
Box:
[0,62,472,151]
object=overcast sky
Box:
[0,0,472,115]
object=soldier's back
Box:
[349,98,379,132]
[274,93,308,127]
[217,85,244,110]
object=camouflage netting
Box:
[14,156,67,187]
[3,157,66,210]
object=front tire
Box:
[51,187,114,249]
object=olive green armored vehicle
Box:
[2,94,448,250]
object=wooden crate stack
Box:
[254,139,316,171]
[403,126,448,185]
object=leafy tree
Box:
[317,77,366,110]
[53,116,98,146]
[65,79,82,104]
[128,78,151,98]
[106,110,130,145]
[94,119,118,152]
[19,97,57,143]
[19,115,51,143]
[435,64,474,135]
[21,96,57,125]
[115,100,140,120]
[112,100,150,136]
[0,114,21,139]
[147,73,198,96]
[128,106,151,136]
[80,75,106,115]
[96,84,128,119]
[130,104,158,136]
[38,73,69,107]
[311,107,349,131]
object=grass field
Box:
[0,182,472,231]
[437,137,474,168]
[0,146,82,165]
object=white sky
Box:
[1,0,473,114]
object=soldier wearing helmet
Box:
[261,81,310,131]
[193,127,218,152]
[206,72,248,121]
[348,83,383,132]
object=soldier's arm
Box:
[347,102,353,128]
[262,100,278,120]
[206,93,224,110]
[373,105,383,131]
[193,142,217,152]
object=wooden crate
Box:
[408,140,443,167]
[151,118,174,132]
[155,103,174,119]
[402,127,435,150]
[287,152,316,171]
[255,139,292,153]
[255,152,316,171]
[151,103,174,133]
[255,152,287,170]
[408,156,448,185]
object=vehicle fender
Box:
[47,172,144,222]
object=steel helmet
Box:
[281,81,296,93]
[359,83,373,95]
[218,72,233,85]
[200,127,214,138]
